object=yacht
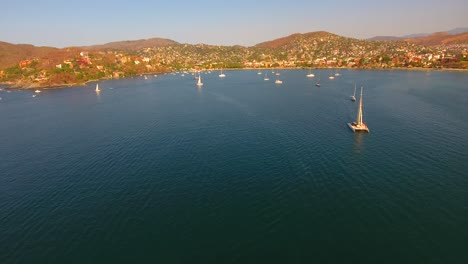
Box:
[275,79,283,84]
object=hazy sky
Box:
[2,0,467,47]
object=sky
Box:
[1,0,467,47]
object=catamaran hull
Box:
[347,123,369,133]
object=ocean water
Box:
[1,69,467,263]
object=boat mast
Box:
[356,87,363,125]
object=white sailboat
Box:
[348,87,369,132]
[95,83,100,92]
[197,74,203,86]
[350,83,356,101]
[264,72,270,81]
[315,77,321,87]
[306,68,315,77]
[275,79,283,84]
[219,68,226,78]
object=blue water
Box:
[1,69,467,263]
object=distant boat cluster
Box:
[17,69,369,133]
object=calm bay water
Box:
[1,69,467,263]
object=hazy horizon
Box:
[2,0,467,48]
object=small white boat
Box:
[348,87,369,132]
[275,79,283,84]
[197,75,203,86]
[219,69,226,78]
[144,75,148,79]
[257,71,262,75]
[35,90,41,93]
[264,72,270,81]
[350,83,356,101]
[306,69,315,77]
[32,94,37,98]
[95,83,100,92]
[329,75,335,80]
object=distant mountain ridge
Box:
[364,36,401,41]
[78,37,179,51]
[368,27,468,43]
[255,31,336,48]
[405,32,468,46]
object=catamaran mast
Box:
[356,87,363,125]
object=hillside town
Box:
[1,32,467,88]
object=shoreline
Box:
[2,67,466,90]
[0,70,168,90]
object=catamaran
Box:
[348,87,369,132]
[350,83,356,101]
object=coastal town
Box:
[1,31,467,88]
